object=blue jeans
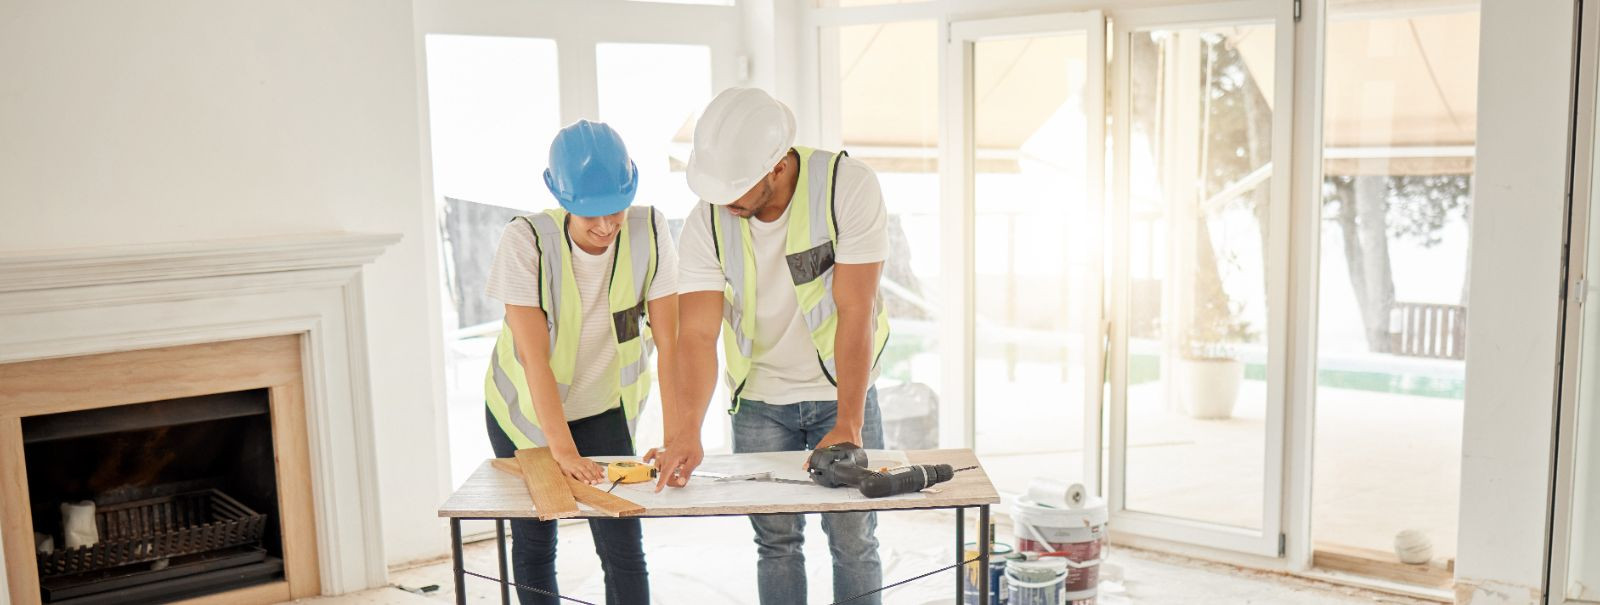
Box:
[732,388,885,605]
[485,407,648,605]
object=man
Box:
[647,87,893,605]
[484,120,681,604]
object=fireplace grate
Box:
[36,489,266,578]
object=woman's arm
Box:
[504,303,605,484]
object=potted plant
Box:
[1177,276,1254,420]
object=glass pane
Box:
[1568,14,1600,599]
[1572,111,1600,599]
[596,42,725,452]
[1125,25,1275,530]
[597,43,711,222]
[423,35,561,488]
[835,21,944,451]
[970,32,1093,497]
[426,35,561,210]
[1312,2,1477,567]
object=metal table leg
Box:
[497,519,510,604]
[978,505,990,605]
[451,518,465,605]
[956,507,965,604]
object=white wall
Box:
[0,0,452,570]
[1456,0,1577,602]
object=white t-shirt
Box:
[484,209,679,421]
[678,154,888,405]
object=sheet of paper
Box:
[586,450,919,510]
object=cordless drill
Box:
[807,443,962,498]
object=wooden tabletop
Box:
[438,449,999,519]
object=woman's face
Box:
[568,210,627,252]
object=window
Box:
[832,20,942,451]
[425,35,561,211]
[1568,74,1600,600]
[967,30,1098,499]
[596,43,713,222]
[1312,1,1478,570]
[419,0,740,495]
[424,34,562,488]
[1123,24,1277,530]
[595,41,726,452]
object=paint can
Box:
[962,541,1013,605]
[1006,557,1067,605]
[1014,496,1107,603]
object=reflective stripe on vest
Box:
[710,147,892,413]
[485,206,659,448]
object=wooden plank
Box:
[490,457,521,476]
[514,448,579,521]
[568,480,646,517]
[269,379,322,599]
[0,335,302,417]
[491,458,646,517]
[444,449,1000,519]
[1312,544,1452,589]
[2,415,42,605]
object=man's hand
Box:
[807,424,864,469]
[643,436,704,492]
[551,447,605,485]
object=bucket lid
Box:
[963,542,1014,557]
[1013,496,1109,527]
[1007,557,1067,571]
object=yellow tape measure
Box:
[606,461,657,485]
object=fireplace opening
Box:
[22,390,285,604]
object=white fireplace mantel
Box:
[0,232,400,601]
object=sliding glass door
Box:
[1109,1,1295,556]
[946,11,1108,497]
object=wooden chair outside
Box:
[1389,302,1468,360]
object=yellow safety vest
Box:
[710,147,892,413]
[485,206,659,448]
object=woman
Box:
[482,120,679,604]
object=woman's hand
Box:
[551,447,605,484]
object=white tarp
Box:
[588,450,919,511]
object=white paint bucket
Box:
[1014,496,1107,604]
[1006,557,1067,605]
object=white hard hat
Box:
[686,87,797,206]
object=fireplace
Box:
[0,232,398,605]
[0,336,322,605]
[23,391,283,603]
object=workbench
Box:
[438,448,1000,605]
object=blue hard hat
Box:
[543,120,638,217]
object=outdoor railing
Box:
[1389,302,1468,360]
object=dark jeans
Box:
[485,406,648,605]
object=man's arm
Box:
[814,157,889,453]
[813,261,883,451]
[646,289,722,490]
[640,292,701,488]
[503,304,606,483]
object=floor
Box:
[976,380,1461,562]
[288,510,1436,605]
